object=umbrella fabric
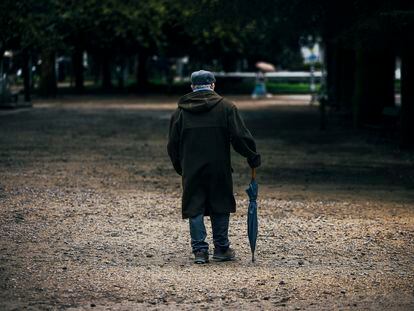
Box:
[255,61,276,72]
[246,178,258,262]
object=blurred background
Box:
[0,0,413,149]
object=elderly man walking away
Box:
[167,70,261,264]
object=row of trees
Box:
[258,0,413,148]
[1,0,413,147]
[1,0,180,96]
[0,0,302,97]
[308,0,414,148]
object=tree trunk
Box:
[352,48,395,127]
[72,46,84,92]
[400,46,414,149]
[101,52,112,90]
[22,49,31,102]
[325,40,338,107]
[90,53,101,86]
[117,58,125,89]
[338,47,356,111]
[136,50,149,92]
[325,41,356,110]
[332,44,342,108]
[38,49,57,97]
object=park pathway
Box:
[0,95,413,310]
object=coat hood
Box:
[178,90,223,113]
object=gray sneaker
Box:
[194,251,209,264]
[212,247,235,261]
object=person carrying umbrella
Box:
[252,62,275,99]
[167,70,261,264]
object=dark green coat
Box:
[167,90,260,219]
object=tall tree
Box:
[390,4,414,149]
[0,1,36,100]
[27,0,63,97]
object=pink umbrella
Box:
[255,61,276,72]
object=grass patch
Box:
[34,78,321,96]
[267,82,320,94]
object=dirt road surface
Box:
[1,95,413,310]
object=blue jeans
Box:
[189,213,230,253]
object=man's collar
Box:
[193,87,213,92]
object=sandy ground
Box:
[0,95,413,310]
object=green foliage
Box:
[2,0,411,91]
[55,0,168,53]
[3,0,412,57]
[1,0,309,70]
[179,0,303,68]
[0,0,23,53]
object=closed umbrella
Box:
[246,168,258,262]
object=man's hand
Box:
[247,154,261,168]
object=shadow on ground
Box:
[0,95,413,310]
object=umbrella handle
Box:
[251,168,256,180]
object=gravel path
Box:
[0,95,413,310]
